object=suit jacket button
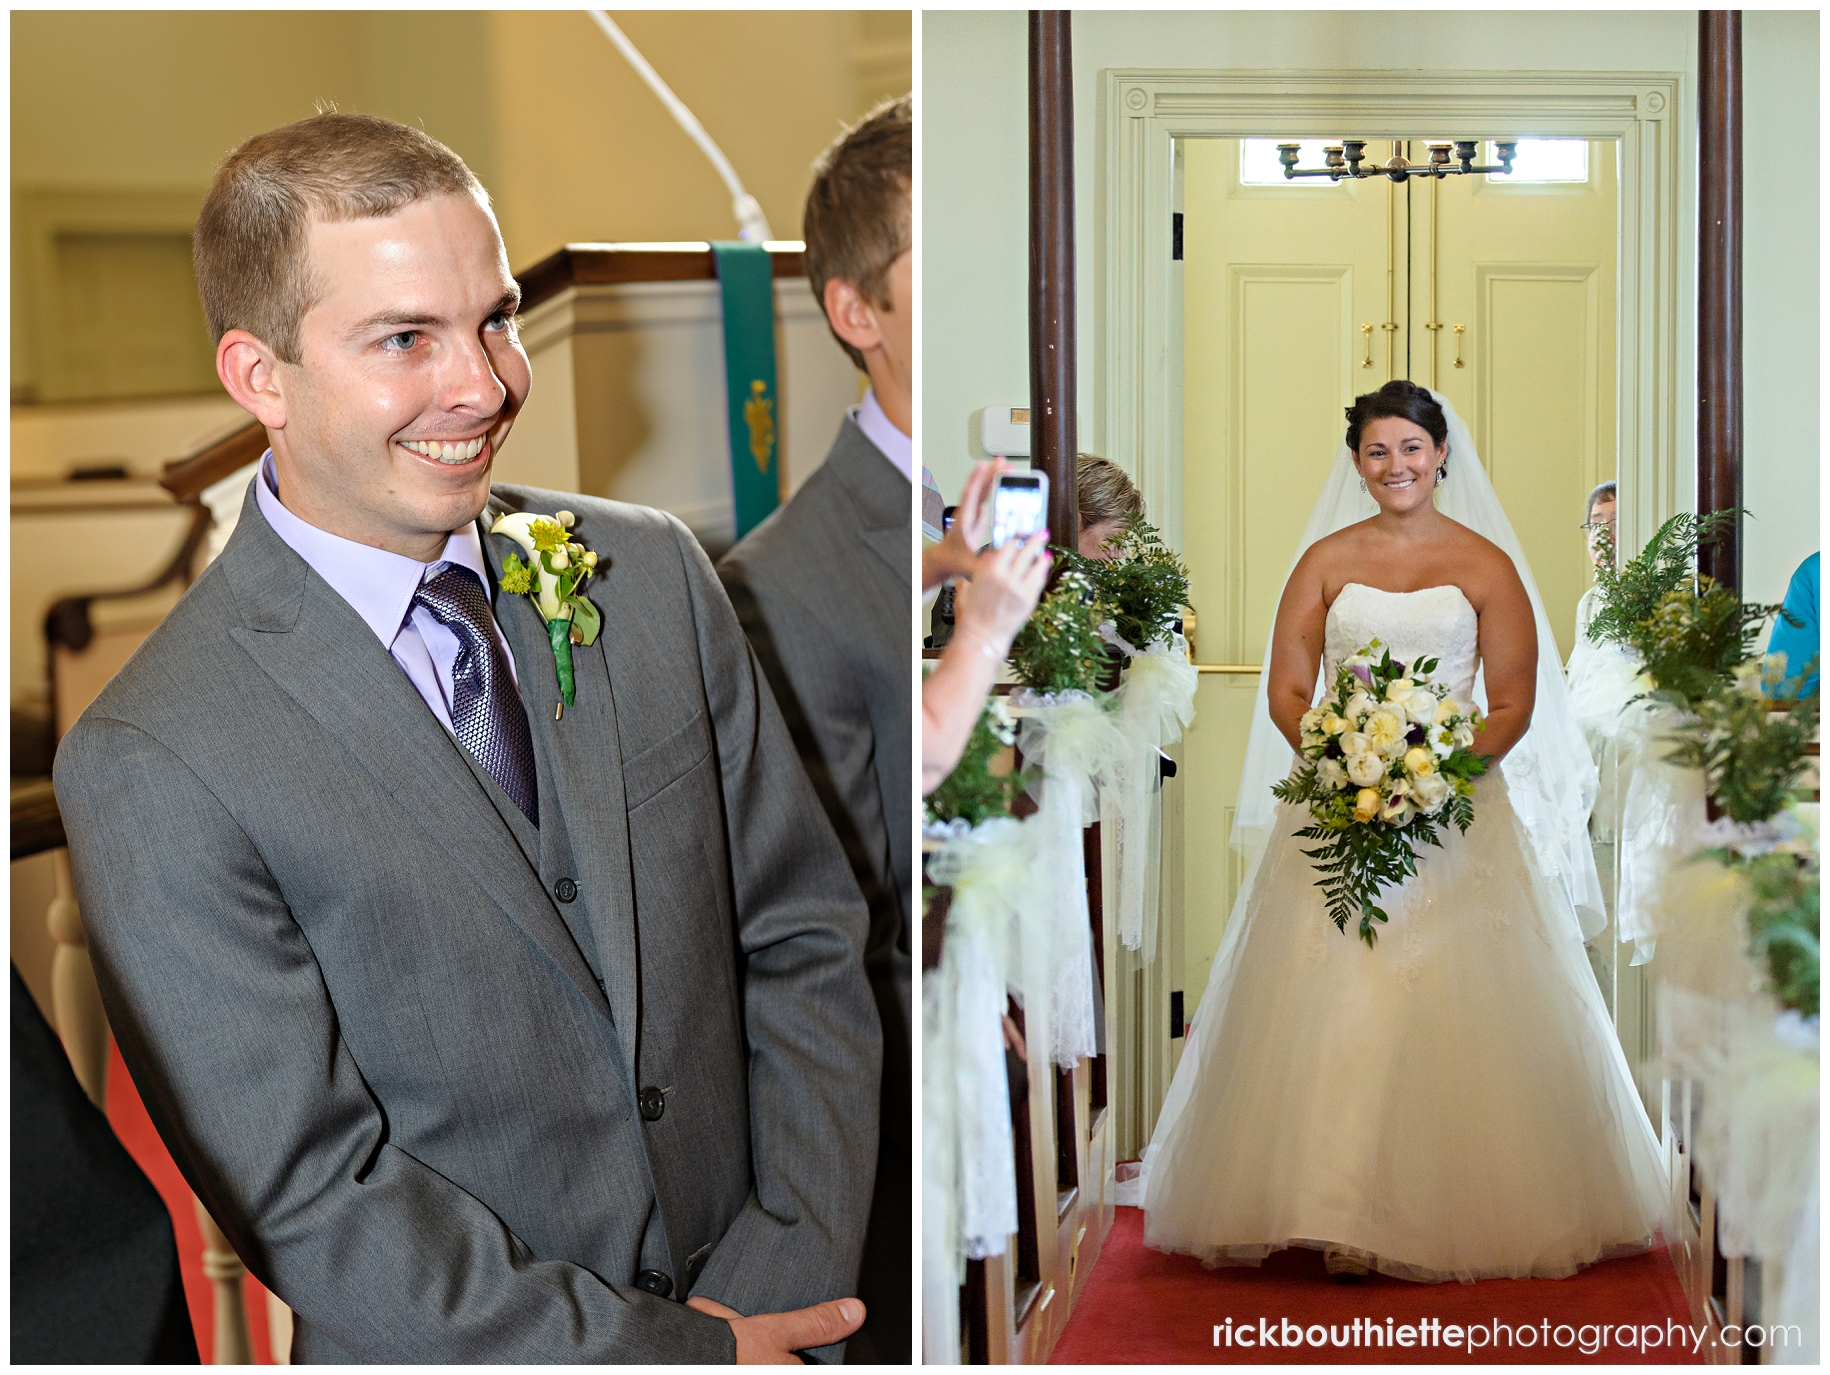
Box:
[554,876,578,903]
[639,1086,666,1121]
[634,1269,672,1297]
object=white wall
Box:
[1742,10,1821,611]
[922,10,1817,602]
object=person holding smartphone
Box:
[922,458,1052,793]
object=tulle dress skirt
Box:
[1140,768,1669,1283]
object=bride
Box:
[1140,380,1668,1283]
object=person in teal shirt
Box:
[1766,551,1819,698]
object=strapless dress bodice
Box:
[1324,582,1479,705]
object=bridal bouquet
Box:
[1271,641,1488,947]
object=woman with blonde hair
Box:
[1076,454,1143,560]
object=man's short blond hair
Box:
[1077,454,1144,529]
[803,95,911,372]
[193,112,487,364]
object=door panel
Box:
[1180,139,1388,1016]
[1480,265,1603,656]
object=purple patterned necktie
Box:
[412,565,539,826]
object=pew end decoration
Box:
[1008,570,1112,696]
[1060,514,1192,655]
[1584,509,1739,651]
[1588,509,1821,1308]
[924,699,1024,831]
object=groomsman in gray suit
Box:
[717,96,912,1363]
[52,113,877,1364]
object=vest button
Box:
[553,876,578,903]
[634,1269,672,1297]
[639,1086,666,1121]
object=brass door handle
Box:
[1453,323,1466,369]
[1360,323,1373,368]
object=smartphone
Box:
[989,471,1049,548]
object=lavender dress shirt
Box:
[854,388,911,481]
[254,451,522,737]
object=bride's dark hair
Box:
[1345,380,1449,471]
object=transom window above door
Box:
[1491,138,1588,183]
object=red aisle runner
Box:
[1050,1207,1701,1365]
[105,1040,279,1364]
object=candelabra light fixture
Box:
[1276,140,1517,182]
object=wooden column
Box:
[47,849,109,1108]
[1029,11,1079,551]
[1697,10,1742,592]
[195,1199,253,1364]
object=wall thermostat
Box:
[979,405,1032,457]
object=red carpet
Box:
[1050,1208,1702,1364]
[106,1041,281,1363]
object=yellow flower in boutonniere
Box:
[492,509,603,708]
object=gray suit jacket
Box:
[53,480,879,1363]
[717,417,911,1112]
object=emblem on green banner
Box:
[744,379,776,475]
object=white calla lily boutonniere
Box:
[491,510,602,709]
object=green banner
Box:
[711,242,781,540]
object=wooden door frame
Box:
[1096,67,1687,559]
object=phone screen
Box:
[990,475,1046,548]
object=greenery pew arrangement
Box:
[925,521,1195,831]
[1588,512,1820,1017]
[1057,515,1194,654]
[924,571,1111,829]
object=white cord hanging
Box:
[587,10,774,243]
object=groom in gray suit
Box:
[717,96,911,1362]
[52,113,876,1363]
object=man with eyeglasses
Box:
[1574,481,1618,644]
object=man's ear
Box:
[821,277,884,359]
[217,329,289,430]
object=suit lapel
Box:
[481,500,642,1075]
[221,487,611,1023]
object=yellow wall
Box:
[11,9,909,400]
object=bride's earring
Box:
[1436,465,1448,486]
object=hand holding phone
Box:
[989,470,1049,549]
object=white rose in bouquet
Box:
[1401,685,1441,726]
[1365,709,1406,755]
[1315,757,1350,793]
[1346,750,1387,787]
[1340,730,1372,757]
[1322,712,1350,736]
[1411,770,1451,814]
[1344,691,1379,725]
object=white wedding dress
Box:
[1140,581,1670,1283]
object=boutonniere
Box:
[491,510,602,711]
